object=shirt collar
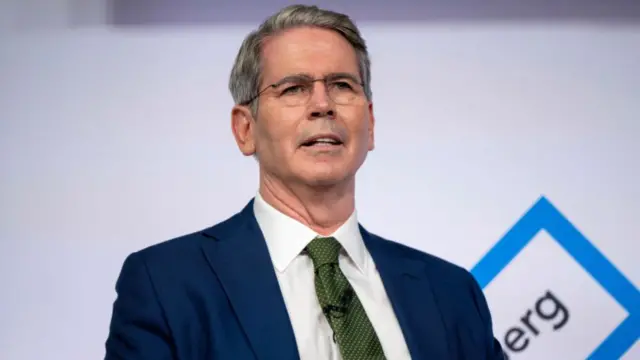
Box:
[253,192,366,274]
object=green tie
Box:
[305,236,386,360]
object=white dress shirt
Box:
[253,193,412,360]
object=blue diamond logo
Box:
[471,196,639,358]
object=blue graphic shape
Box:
[471,196,639,359]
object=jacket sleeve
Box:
[468,275,507,360]
[104,252,175,360]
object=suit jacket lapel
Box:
[362,226,451,360]
[201,201,299,360]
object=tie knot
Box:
[305,236,342,269]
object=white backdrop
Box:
[1,8,639,360]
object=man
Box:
[105,4,505,360]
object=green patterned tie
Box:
[305,236,386,360]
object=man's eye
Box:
[281,85,305,95]
[332,81,354,90]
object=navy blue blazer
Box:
[105,200,505,359]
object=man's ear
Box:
[231,105,257,156]
[367,102,375,151]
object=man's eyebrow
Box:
[272,72,362,87]
[326,72,361,83]
[272,73,312,87]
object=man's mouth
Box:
[301,136,344,148]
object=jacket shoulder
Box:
[367,232,496,328]
[365,233,505,358]
[131,204,249,262]
[369,232,473,282]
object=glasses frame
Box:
[241,72,365,107]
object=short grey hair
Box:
[228,5,372,114]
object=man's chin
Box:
[288,153,355,186]
[306,177,343,188]
[294,168,352,189]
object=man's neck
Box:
[258,175,355,236]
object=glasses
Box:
[243,73,365,107]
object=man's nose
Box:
[308,82,335,119]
